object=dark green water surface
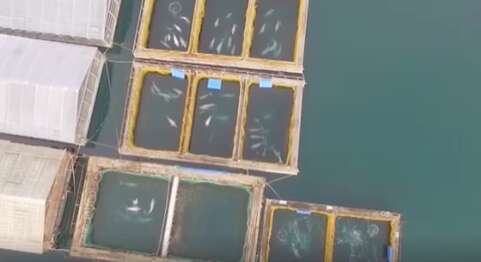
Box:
[333,217,389,262]
[169,179,250,261]
[85,171,170,254]
[268,209,327,262]
[243,85,293,164]
[147,0,196,51]
[198,0,248,56]
[134,72,188,151]
[250,0,300,61]
[189,79,240,157]
[2,0,481,261]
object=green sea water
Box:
[169,180,250,261]
[2,0,481,261]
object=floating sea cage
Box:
[0,0,122,47]
[259,200,401,262]
[70,157,265,262]
[119,62,304,175]
[135,0,309,74]
[0,139,74,254]
[0,34,104,145]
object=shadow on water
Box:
[83,0,140,154]
[109,0,136,55]
[86,65,111,145]
[56,157,89,250]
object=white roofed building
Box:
[0,139,73,254]
[0,34,104,145]
[0,0,121,47]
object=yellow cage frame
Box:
[71,157,265,262]
[259,199,401,262]
[120,62,305,175]
[135,0,310,74]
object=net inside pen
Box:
[143,0,304,62]
[133,72,188,151]
[81,169,255,261]
[243,84,293,164]
[189,79,240,158]
[84,171,170,254]
[333,217,390,262]
[250,0,301,61]
[198,0,248,56]
[147,0,196,51]
[267,209,327,262]
[168,178,251,262]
